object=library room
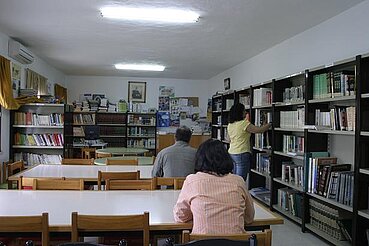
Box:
[1,0,369,245]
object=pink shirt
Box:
[173,172,254,234]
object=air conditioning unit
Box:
[8,39,34,64]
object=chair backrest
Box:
[71,212,149,246]
[97,171,140,190]
[105,159,139,165]
[6,160,23,189]
[106,178,156,190]
[0,213,49,246]
[96,152,112,158]
[155,177,185,190]
[33,178,85,190]
[181,229,272,246]
[62,158,94,165]
[81,147,96,159]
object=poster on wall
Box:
[158,96,170,111]
[11,62,21,98]
[159,86,175,97]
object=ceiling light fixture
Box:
[115,64,165,71]
[101,7,199,23]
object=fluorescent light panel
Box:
[101,7,199,23]
[115,64,165,71]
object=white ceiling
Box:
[0,0,363,79]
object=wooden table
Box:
[96,147,149,156]
[0,190,283,232]
[94,156,154,166]
[8,164,154,184]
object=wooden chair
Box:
[62,158,94,165]
[81,147,96,159]
[155,177,185,190]
[181,229,271,246]
[71,211,149,246]
[96,152,112,158]
[106,178,156,190]
[0,213,49,246]
[32,178,85,190]
[97,171,140,190]
[7,160,25,189]
[105,159,138,165]
[18,177,62,190]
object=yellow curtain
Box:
[0,56,20,110]
[26,68,47,95]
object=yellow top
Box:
[227,119,251,154]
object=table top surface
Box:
[8,164,153,180]
[0,190,282,231]
[94,156,154,166]
[96,147,149,155]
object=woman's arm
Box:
[173,180,193,222]
[244,190,255,224]
[246,123,271,134]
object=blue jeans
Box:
[230,152,251,181]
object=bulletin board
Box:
[169,97,199,126]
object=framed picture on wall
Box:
[224,78,230,90]
[128,81,146,103]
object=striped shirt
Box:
[173,172,254,234]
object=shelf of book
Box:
[252,104,272,109]
[308,130,355,136]
[273,177,304,192]
[100,135,126,138]
[272,205,302,225]
[307,192,353,212]
[96,123,126,126]
[358,210,369,220]
[360,131,369,137]
[359,168,369,175]
[274,127,304,132]
[273,151,304,160]
[251,194,270,207]
[12,145,64,149]
[12,125,64,129]
[250,169,269,178]
[25,103,65,107]
[305,224,350,246]
[127,112,156,115]
[127,135,156,138]
[308,95,356,104]
[361,93,369,99]
[274,101,305,107]
[127,124,156,127]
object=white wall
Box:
[208,0,369,94]
[0,31,66,162]
[66,76,209,117]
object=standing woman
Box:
[227,103,271,180]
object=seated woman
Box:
[173,139,254,234]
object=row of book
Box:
[250,187,271,204]
[14,133,64,146]
[282,135,304,154]
[277,188,303,219]
[281,161,304,188]
[306,153,353,206]
[253,88,272,106]
[279,108,305,129]
[213,99,222,111]
[73,114,95,125]
[127,138,156,149]
[254,109,272,149]
[100,126,126,135]
[239,94,250,108]
[128,127,155,137]
[282,85,305,103]
[309,199,351,241]
[73,126,85,137]
[96,113,126,123]
[14,112,63,126]
[127,115,156,125]
[312,71,355,100]
[315,106,356,131]
[14,152,62,166]
[255,153,270,175]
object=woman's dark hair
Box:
[229,103,245,123]
[194,139,234,175]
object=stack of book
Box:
[14,133,64,146]
[250,187,271,204]
[239,94,250,108]
[283,85,305,103]
[253,88,272,106]
[277,188,303,219]
[282,135,304,155]
[315,106,356,131]
[14,113,63,126]
[281,161,304,188]
[255,153,270,175]
[14,153,62,166]
[280,108,305,129]
[73,114,95,125]
[312,71,355,99]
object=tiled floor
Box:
[272,219,329,246]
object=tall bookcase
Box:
[211,54,369,245]
[10,103,65,166]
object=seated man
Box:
[152,126,196,177]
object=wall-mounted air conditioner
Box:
[8,39,34,64]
